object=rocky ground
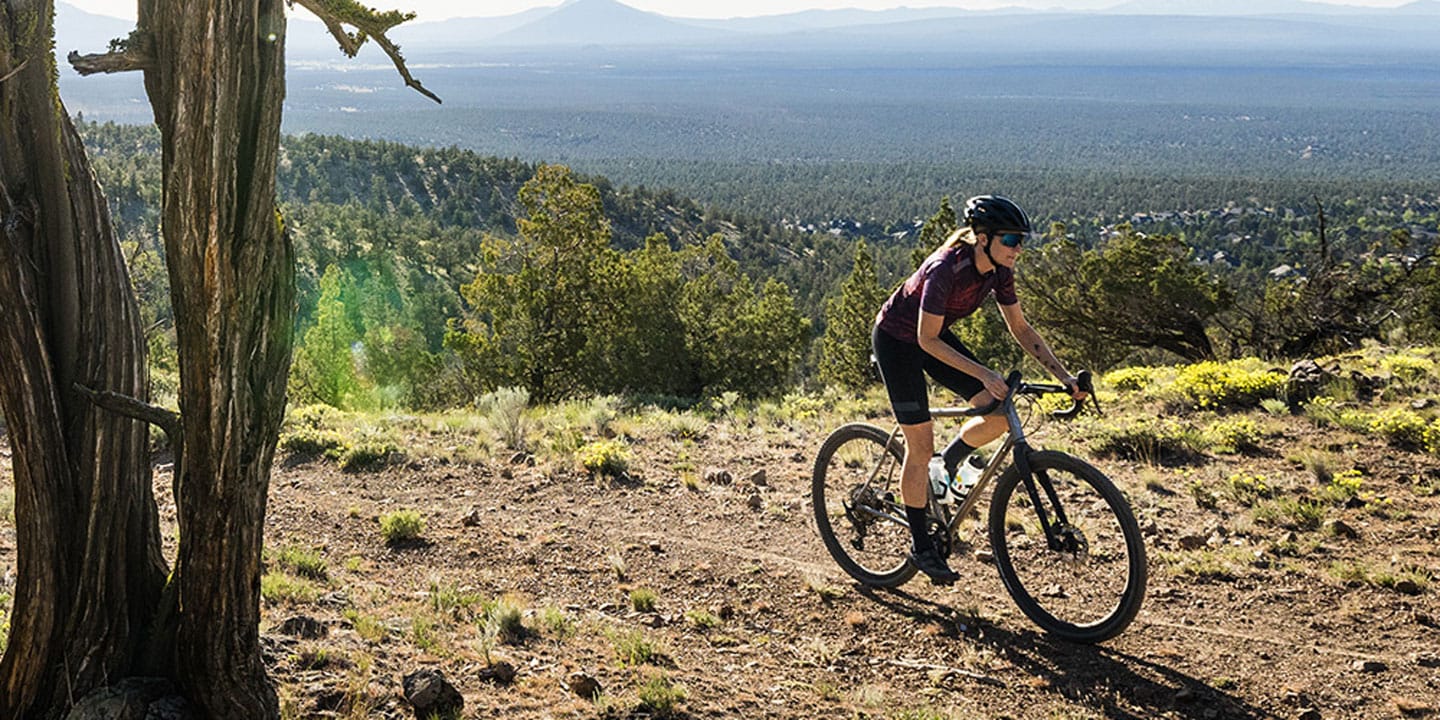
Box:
[3,363,1440,720]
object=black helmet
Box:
[964,195,1032,234]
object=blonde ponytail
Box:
[942,226,977,250]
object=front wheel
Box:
[812,423,917,587]
[988,451,1146,643]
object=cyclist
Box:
[872,195,1087,584]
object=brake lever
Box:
[1050,369,1098,420]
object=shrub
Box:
[629,588,658,613]
[279,427,348,459]
[1207,418,1264,454]
[479,386,531,450]
[613,629,661,666]
[684,608,720,629]
[1318,468,1364,503]
[380,510,425,545]
[637,673,687,717]
[1427,418,1440,455]
[340,440,400,472]
[1089,418,1208,464]
[287,403,343,430]
[1368,408,1430,451]
[1226,472,1273,506]
[578,440,631,477]
[1104,366,1157,392]
[1382,353,1435,388]
[274,545,328,581]
[535,607,576,639]
[480,595,527,643]
[1171,360,1286,410]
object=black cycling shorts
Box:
[872,324,985,426]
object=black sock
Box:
[942,438,976,477]
[905,505,931,551]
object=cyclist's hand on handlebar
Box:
[981,368,1010,401]
[1063,375,1089,402]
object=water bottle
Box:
[928,455,953,504]
[956,454,985,494]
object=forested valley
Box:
[82,120,1440,411]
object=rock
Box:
[1353,659,1388,673]
[1393,579,1421,596]
[703,467,733,485]
[1417,654,1440,668]
[277,615,327,640]
[1286,360,1331,405]
[478,661,517,685]
[648,541,664,553]
[1178,533,1208,551]
[402,669,463,718]
[509,452,534,466]
[565,671,603,700]
[747,492,764,510]
[974,549,995,563]
[65,678,196,720]
[1297,708,1322,720]
[1411,398,1433,410]
[1394,697,1436,718]
[745,469,768,487]
[1324,519,1359,539]
[461,508,482,527]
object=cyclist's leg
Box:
[873,326,959,583]
[921,331,1005,467]
[871,325,933,510]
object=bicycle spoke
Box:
[812,424,917,587]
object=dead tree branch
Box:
[67,32,155,75]
[290,0,442,104]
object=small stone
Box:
[277,615,327,640]
[1178,534,1208,550]
[566,671,603,700]
[478,661,516,685]
[1393,579,1421,595]
[461,509,482,527]
[1324,519,1358,539]
[747,492,763,510]
[648,541,664,553]
[974,549,994,563]
[1354,659,1388,673]
[402,669,463,717]
[1417,654,1440,668]
[746,469,768,487]
[704,467,733,485]
[1394,696,1436,717]
[1297,708,1322,720]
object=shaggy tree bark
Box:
[3,0,434,715]
[0,1,168,716]
[129,0,296,714]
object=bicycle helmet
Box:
[964,195,1032,234]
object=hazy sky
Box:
[67,0,1410,22]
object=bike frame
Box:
[864,372,1087,553]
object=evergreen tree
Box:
[819,240,885,389]
[912,196,959,269]
[292,265,364,407]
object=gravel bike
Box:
[811,371,1146,643]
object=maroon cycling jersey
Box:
[874,242,1017,343]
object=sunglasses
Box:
[995,232,1027,248]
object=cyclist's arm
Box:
[917,309,1009,400]
[998,301,1087,399]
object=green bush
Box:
[1089,418,1208,464]
[1368,408,1430,451]
[1382,353,1435,388]
[1225,472,1273,506]
[1104,366,1158,392]
[637,673,687,717]
[1171,359,1285,410]
[380,510,425,545]
[1427,418,1440,455]
[279,427,348,459]
[1207,417,1264,454]
[340,440,401,472]
[578,439,631,477]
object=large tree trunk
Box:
[139,0,294,716]
[0,1,168,717]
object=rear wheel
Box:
[812,423,917,587]
[988,451,1146,643]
